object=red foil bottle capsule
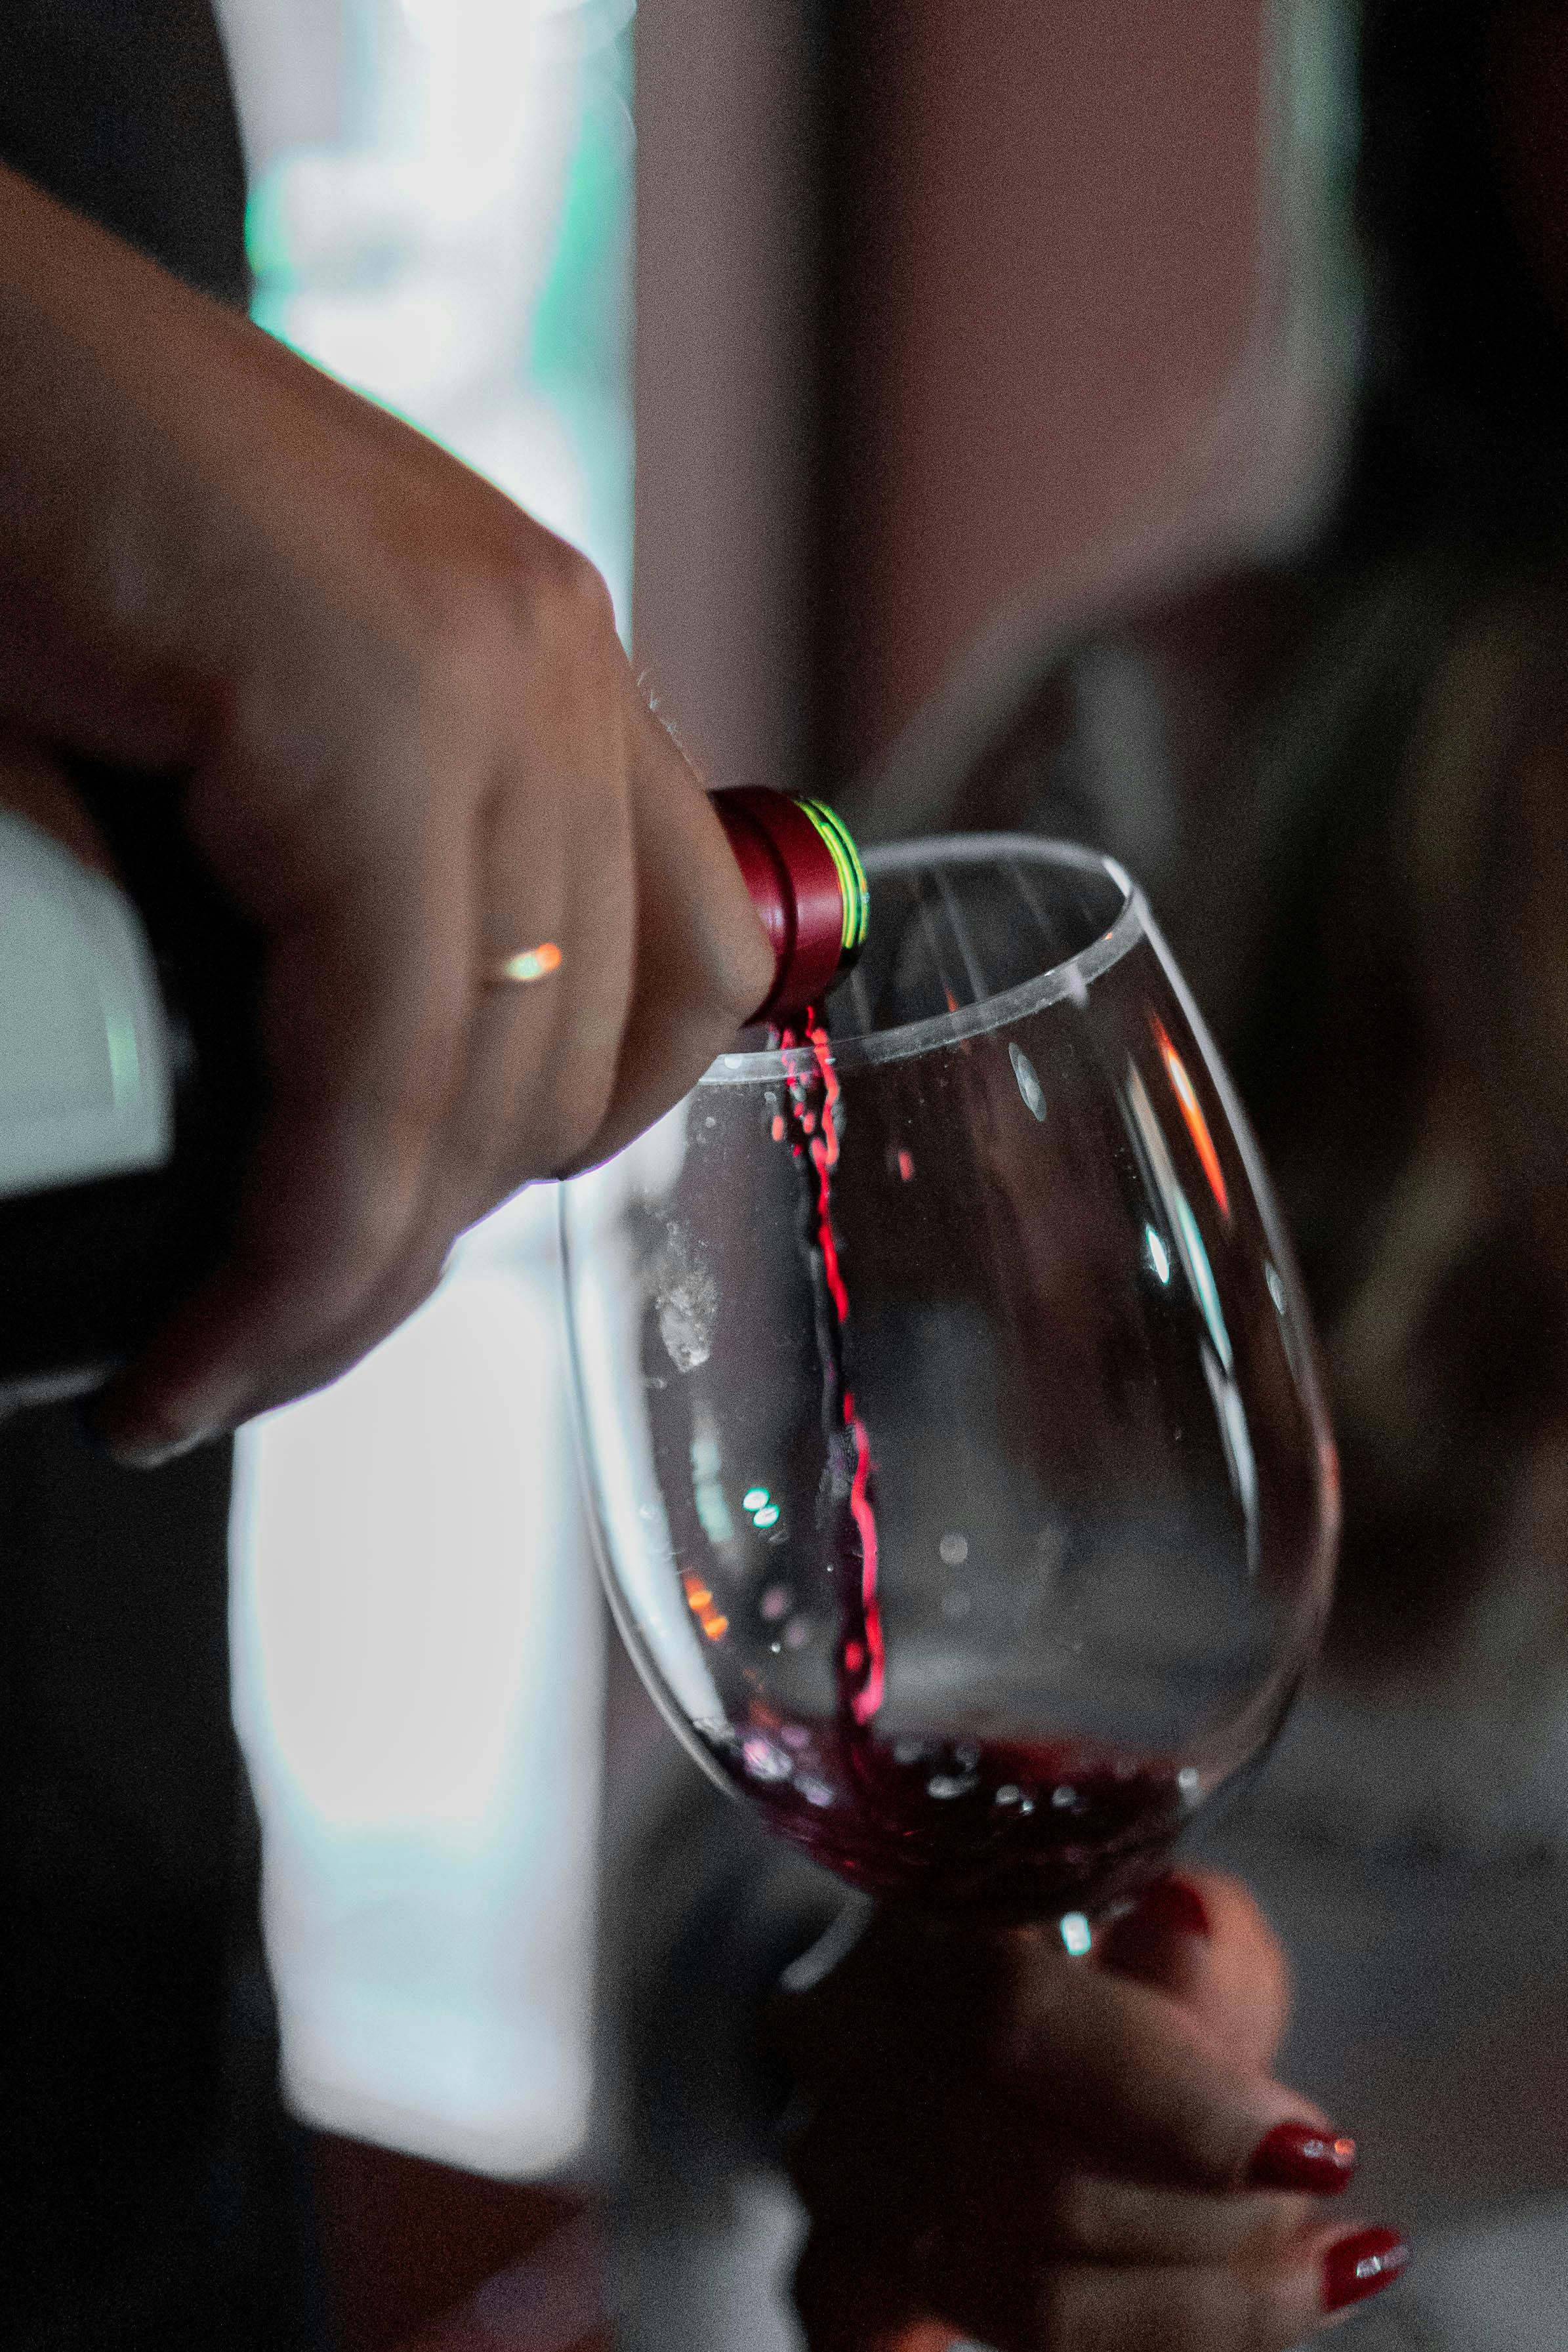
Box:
[711,788,869,1021]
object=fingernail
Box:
[106,1423,222,1471]
[1134,1874,1211,1939]
[1248,2122,1358,2194]
[1323,2226,1409,2312]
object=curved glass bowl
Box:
[562,836,1338,1924]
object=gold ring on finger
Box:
[480,941,563,989]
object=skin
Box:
[0,163,772,1458]
[779,1872,1384,2352]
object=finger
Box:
[271,672,718,1392]
[190,675,754,1414]
[426,687,633,1206]
[562,695,772,1173]
[1028,2174,1319,2269]
[294,743,634,1393]
[103,728,474,1452]
[791,2108,1325,2268]
[934,2221,1403,2352]
[1096,1870,1292,2074]
[1008,1958,1332,2191]
[780,1914,1329,2196]
[442,556,637,1196]
[792,2227,955,2352]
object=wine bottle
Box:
[0,780,865,1409]
[0,768,263,1411]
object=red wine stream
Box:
[733,1016,1184,1925]
[777,1014,885,1727]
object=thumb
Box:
[1094,1868,1292,2075]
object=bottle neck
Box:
[710,789,867,1022]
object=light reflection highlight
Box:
[1153,1019,1230,1220]
[681,1568,730,1643]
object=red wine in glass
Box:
[714,1008,1185,1927]
[724,1706,1187,1928]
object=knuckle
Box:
[1229,2272,1298,2352]
[1003,2262,1297,2352]
[1170,2268,1295,2352]
[541,530,616,627]
[388,541,611,741]
[367,573,509,753]
[1242,2199,1318,2267]
[507,527,618,665]
[428,577,520,714]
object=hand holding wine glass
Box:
[777,1869,1405,2351]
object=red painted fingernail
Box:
[1323,2226,1409,2312]
[1134,1874,1211,1939]
[1248,2121,1357,2193]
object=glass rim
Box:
[699,833,1145,1085]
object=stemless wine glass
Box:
[561,836,1338,1928]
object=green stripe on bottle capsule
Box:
[799,800,870,957]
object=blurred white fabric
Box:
[218,0,634,626]
[231,1195,605,2176]
[216,0,630,2177]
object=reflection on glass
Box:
[564,836,1339,1927]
